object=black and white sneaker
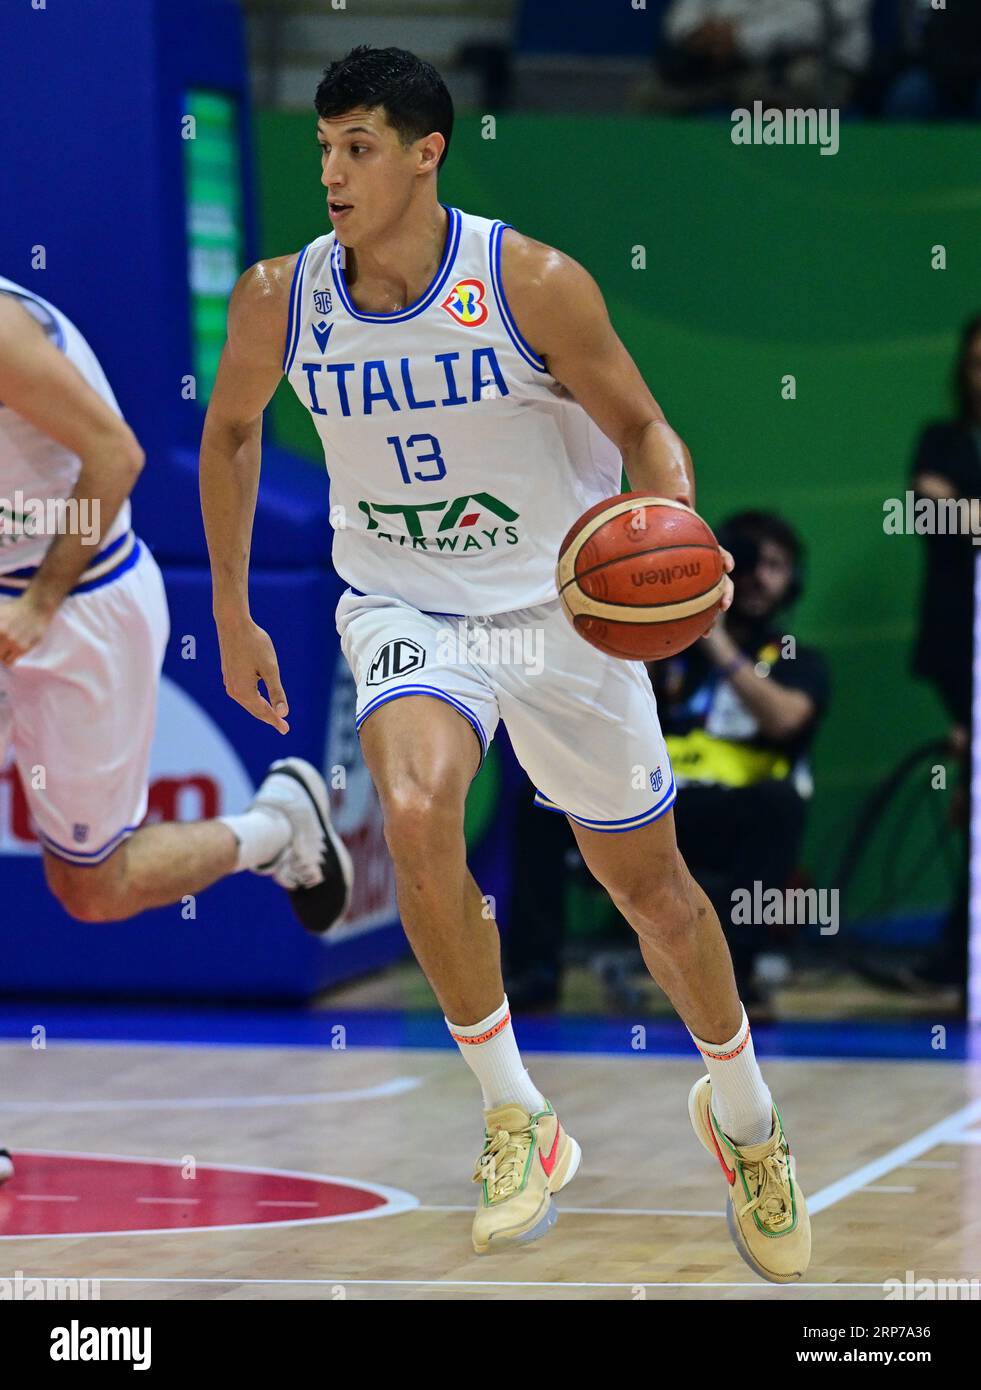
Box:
[0,1149,13,1185]
[250,758,354,935]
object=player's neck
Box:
[342,199,448,313]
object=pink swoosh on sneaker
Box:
[706,1106,736,1186]
[540,1124,561,1178]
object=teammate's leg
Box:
[41,758,348,930]
[43,820,239,921]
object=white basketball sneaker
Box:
[248,758,353,934]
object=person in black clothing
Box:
[650,511,830,1017]
[905,313,981,991]
[885,1,981,120]
[911,314,981,735]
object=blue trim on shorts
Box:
[356,684,488,766]
[68,537,142,595]
[345,585,465,619]
[0,532,140,598]
[533,771,677,832]
[38,822,140,867]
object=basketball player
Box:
[0,279,353,1180]
[200,46,810,1280]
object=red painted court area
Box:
[0,1152,390,1236]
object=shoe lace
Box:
[472,1124,534,1202]
[738,1148,795,1233]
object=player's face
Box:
[732,538,795,619]
[316,107,418,244]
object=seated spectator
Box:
[885,1,981,120]
[905,313,981,990]
[634,0,872,114]
[650,511,830,1017]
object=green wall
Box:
[253,113,976,903]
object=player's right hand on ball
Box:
[217,617,290,734]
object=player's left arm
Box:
[0,298,143,665]
[499,231,733,605]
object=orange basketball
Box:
[556,493,726,660]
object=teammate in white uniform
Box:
[200,46,811,1280]
[0,280,354,1183]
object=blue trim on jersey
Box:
[533,771,677,832]
[488,222,548,374]
[0,532,140,598]
[282,243,311,374]
[38,822,141,866]
[329,206,462,324]
[0,286,66,353]
[356,683,488,764]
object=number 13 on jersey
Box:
[387,433,446,484]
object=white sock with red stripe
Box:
[446,996,546,1113]
[689,1005,773,1146]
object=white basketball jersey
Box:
[284,207,623,614]
[0,275,131,575]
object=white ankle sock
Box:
[446,997,546,1113]
[219,807,291,873]
[689,1005,773,1146]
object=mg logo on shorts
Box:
[366,639,426,686]
[650,767,663,793]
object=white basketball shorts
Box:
[0,539,170,865]
[336,587,676,833]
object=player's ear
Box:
[416,130,445,174]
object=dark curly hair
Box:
[314,45,454,170]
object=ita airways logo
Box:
[358,493,520,554]
[441,278,488,327]
[0,676,254,854]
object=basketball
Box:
[556,493,726,660]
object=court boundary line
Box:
[807,1097,981,1215]
[14,1275,891,1291]
[0,1077,422,1114]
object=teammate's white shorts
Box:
[0,538,170,865]
[336,588,676,833]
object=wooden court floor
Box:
[1,1041,979,1300]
